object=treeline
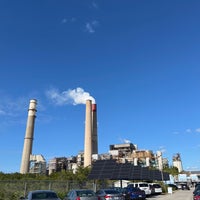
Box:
[0,166,91,181]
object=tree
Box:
[163,166,179,176]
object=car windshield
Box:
[153,184,161,188]
[139,184,148,187]
[77,190,95,197]
[104,190,120,194]
[32,191,58,199]
[129,188,141,192]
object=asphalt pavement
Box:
[146,189,194,200]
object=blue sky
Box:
[0,0,200,173]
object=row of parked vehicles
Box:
[20,182,162,200]
[64,182,163,200]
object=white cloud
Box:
[186,166,199,171]
[185,128,192,133]
[86,23,95,33]
[85,20,99,33]
[123,139,131,144]
[0,109,6,115]
[61,17,76,24]
[92,1,98,8]
[195,128,200,133]
[173,131,179,135]
[158,146,166,153]
[61,18,67,24]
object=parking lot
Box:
[147,189,193,200]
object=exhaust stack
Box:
[20,99,37,174]
[84,100,92,167]
[92,104,98,154]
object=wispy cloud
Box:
[92,1,98,9]
[173,128,200,135]
[61,18,67,24]
[61,17,76,24]
[0,96,34,128]
[195,128,200,133]
[118,137,132,144]
[85,20,99,33]
[0,109,6,115]
[185,128,192,133]
[186,166,200,171]
[173,131,180,135]
[0,97,28,117]
[158,146,166,153]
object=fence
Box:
[0,180,97,200]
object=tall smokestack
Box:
[20,99,37,174]
[84,99,92,167]
[92,104,98,154]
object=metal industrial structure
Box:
[29,154,46,174]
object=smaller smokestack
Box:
[84,100,92,167]
[20,99,37,174]
[92,104,98,154]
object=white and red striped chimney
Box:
[92,103,98,154]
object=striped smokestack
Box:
[20,99,37,174]
[84,99,92,167]
[92,103,98,154]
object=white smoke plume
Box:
[123,139,131,144]
[46,87,95,105]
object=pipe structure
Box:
[20,99,37,174]
[84,99,92,167]
[92,104,98,154]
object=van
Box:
[127,182,151,195]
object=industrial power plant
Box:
[20,99,183,175]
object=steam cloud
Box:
[46,87,95,105]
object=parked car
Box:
[108,187,127,197]
[193,191,200,200]
[148,183,162,194]
[123,187,146,200]
[96,189,124,200]
[127,183,151,196]
[193,186,200,196]
[63,189,99,200]
[21,190,61,200]
[195,183,200,188]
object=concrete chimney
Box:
[92,104,98,154]
[84,100,92,167]
[20,99,37,174]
